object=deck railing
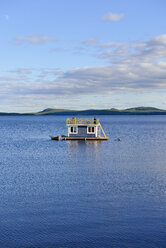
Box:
[66,118,99,125]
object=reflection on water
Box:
[67,140,103,163]
[0,115,166,248]
[67,140,102,151]
[67,140,102,147]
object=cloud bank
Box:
[1,34,166,111]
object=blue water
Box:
[0,115,166,248]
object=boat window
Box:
[87,126,95,133]
[70,126,77,133]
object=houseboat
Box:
[51,117,108,140]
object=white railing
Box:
[66,118,99,125]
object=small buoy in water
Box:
[114,138,122,142]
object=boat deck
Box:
[61,136,108,140]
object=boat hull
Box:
[50,136,61,141]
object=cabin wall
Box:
[69,125,96,137]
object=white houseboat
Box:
[61,117,108,140]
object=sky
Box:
[1,0,166,112]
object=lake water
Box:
[0,115,166,248]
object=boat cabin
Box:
[63,117,108,140]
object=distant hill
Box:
[1,107,166,115]
[37,108,76,114]
[124,107,165,112]
[34,107,166,115]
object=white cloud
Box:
[102,12,125,22]
[14,35,57,44]
[132,34,166,62]
[97,34,166,64]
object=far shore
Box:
[1,107,166,116]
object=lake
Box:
[0,115,166,248]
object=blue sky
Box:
[1,0,166,112]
